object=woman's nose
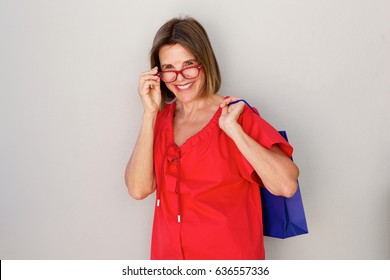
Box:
[175,72,186,82]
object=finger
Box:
[224,96,240,102]
[225,99,246,110]
[220,98,232,108]
[139,73,159,90]
[143,76,160,85]
[148,82,160,90]
[140,75,160,85]
[140,66,159,77]
[144,66,158,74]
[227,98,243,105]
[221,96,242,107]
[221,98,239,108]
[142,79,160,93]
[230,101,245,112]
[140,73,160,84]
[220,106,228,116]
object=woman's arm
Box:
[219,98,299,198]
[125,112,157,200]
[124,67,161,200]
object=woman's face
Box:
[158,44,205,104]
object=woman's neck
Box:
[175,94,223,120]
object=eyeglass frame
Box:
[156,64,203,83]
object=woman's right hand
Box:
[138,66,162,114]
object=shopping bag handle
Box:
[227,99,259,116]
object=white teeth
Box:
[177,83,192,90]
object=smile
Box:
[176,83,193,90]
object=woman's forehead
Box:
[159,44,196,66]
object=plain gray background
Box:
[1,0,389,259]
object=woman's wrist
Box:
[142,111,158,125]
[223,122,243,139]
[142,110,158,118]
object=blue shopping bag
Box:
[261,131,308,239]
[227,100,308,239]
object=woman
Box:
[125,17,299,260]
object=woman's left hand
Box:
[219,97,245,138]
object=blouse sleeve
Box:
[236,105,294,185]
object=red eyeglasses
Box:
[157,65,202,83]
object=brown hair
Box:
[150,17,221,105]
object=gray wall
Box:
[1,0,389,259]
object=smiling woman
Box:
[149,17,221,105]
[158,44,206,105]
[124,17,299,260]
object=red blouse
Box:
[151,101,293,260]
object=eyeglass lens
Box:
[159,66,200,82]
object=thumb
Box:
[220,106,228,116]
